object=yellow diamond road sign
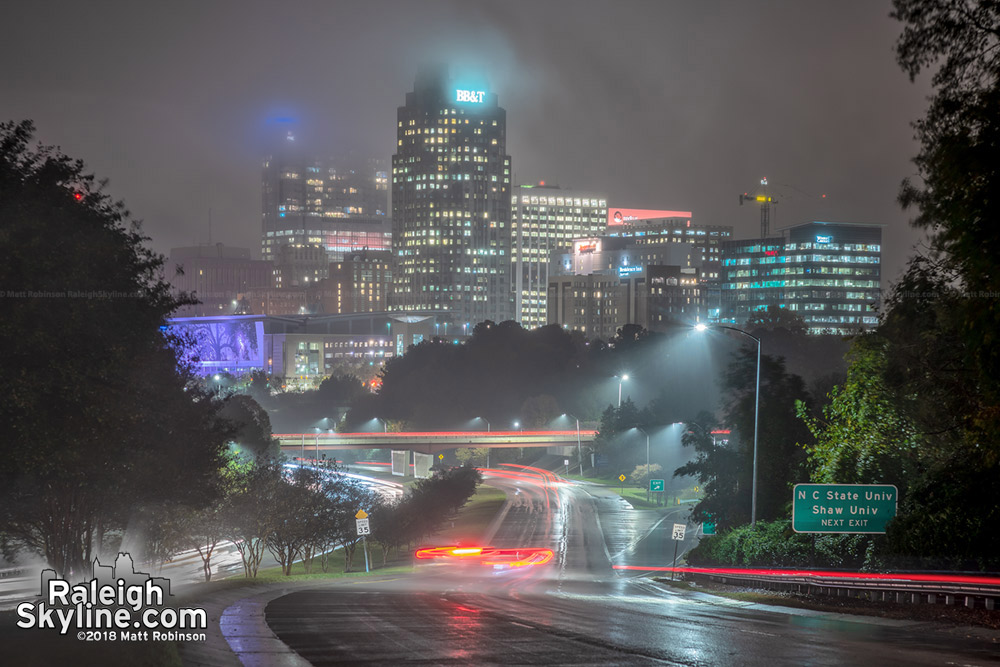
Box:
[355,509,368,519]
[619,474,626,482]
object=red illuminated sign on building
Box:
[573,238,601,254]
[608,208,693,226]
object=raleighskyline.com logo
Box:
[16,552,207,642]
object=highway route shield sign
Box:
[356,518,370,536]
[649,479,664,492]
[671,523,686,541]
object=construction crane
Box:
[739,177,777,239]
[740,178,828,239]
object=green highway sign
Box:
[792,484,898,534]
[649,479,664,492]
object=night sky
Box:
[2,1,931,288]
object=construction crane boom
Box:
[739,177,777,239]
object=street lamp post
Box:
[564,414,582,475]
[635,427,650,502]
[695,323,762,526]
[513,420,522,459]
[478,417,491,468]
[375,417,387,433]
[617,374,630,408]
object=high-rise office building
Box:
[261,130,390,262]
[511,184,607,328]
[315,250,393,315]
[604,211,732,321]
[391,65,513,325]
[720,221,881,334]
[168,244,273,316]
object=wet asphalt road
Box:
[265,472,1000,666]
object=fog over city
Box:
[2,1,930,288]
[7,2,1000,665]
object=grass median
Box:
[566,474,697,510]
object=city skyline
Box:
[1,1,930,295]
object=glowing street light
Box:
[476,416,491,432]
[374,417,388,433]
[616,374,630,408]
[695,323,762,525]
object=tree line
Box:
[148,459,482,579]
[681,1,1000,570]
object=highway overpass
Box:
[276,429,597,456]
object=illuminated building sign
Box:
[573,238,601,254]
[456,89,486,103]
[816,235,833,244]
[608,208,693,226]
[618,265,644,277]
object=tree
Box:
[744,305,807,336]
[796,334,920,487]
[221,461,284,578]
[630,463,662,487]
[892,0,1000,432]
[674,412,745,529]
[248,370,273,402]
[674,347,812,528]
[317,374,365,405]
[265,466,338,576]
[520,394,560,428]
[0,121,232,576]
[718,349,812,524]
[219,394,279,459]
[454,447,488,467]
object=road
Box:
[264,468,1000,665]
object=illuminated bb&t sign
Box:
[456,89,486,103]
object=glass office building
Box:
[391,65,513,325]
[720,221,881,335]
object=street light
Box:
[634,426,650,501]
[374,417,388,433]
[563,413,583,475]
[476,417,491,467]
[695,323,762,525]
[616,374,630,408]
